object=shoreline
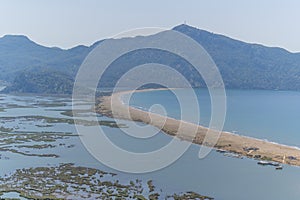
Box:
[96,88,300,167]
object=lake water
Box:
[1,89,300,199]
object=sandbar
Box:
[96,89,300,167]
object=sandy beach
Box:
[96,89,300,167]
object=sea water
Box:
[1,90,300,199]
[125,89,300,200]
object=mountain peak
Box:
[172,24,214,40]
[173,23,205,31]
[0,35,37,47]
[2,34,31,41]
[173,23,194,29]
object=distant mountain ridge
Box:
[173,24,300,90]
[2,24,300,94]
[0,35,91,82]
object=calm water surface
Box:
[1,90,300,199]
[126,89,300,200]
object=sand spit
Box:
[96,89,300,167]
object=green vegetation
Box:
[167,191,214,200]
[4,70,74,94]
[261,156,273,161]
[0,163,147,199]
[147,180,155,193]
[149,193,160,200]
[0,115,128,128]
[0,126,13,132]
[36,124,53,128]
[2,24,300,94]
[32,102,68,107]
[0,35,89,83]
[5,104,35,109]
[0,132,77,158]
[17,144,56,149]
[0,164,213,200]
[60,109,93,117]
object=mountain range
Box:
[1,24,300,94]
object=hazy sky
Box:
[1,0,299,52]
